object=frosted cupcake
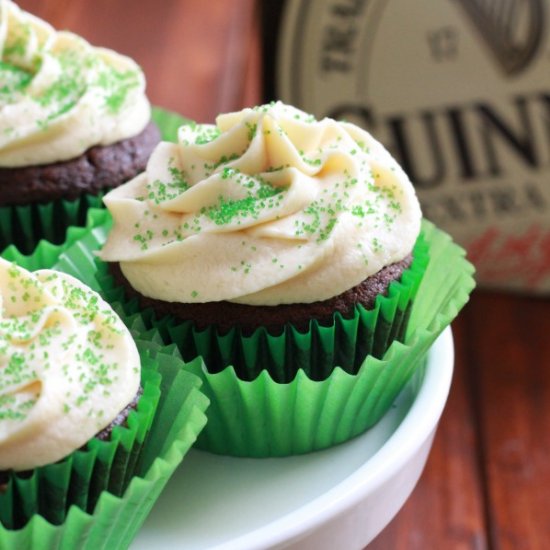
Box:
[0,257,149,525]
[0,0,160,253]
[50,103,474,457]
[99,101,425,382]
[0,247,209,545]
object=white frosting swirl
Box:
[0,258,140,471]
[100,102,422,306]
[0,0,150,167]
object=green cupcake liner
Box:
[0,242,209,546]
[49,213,428,383]
[151,106,191,142]
[190,219,474,456]
[1,208,109,269]
[406,220,476,338]
[0,342,208,548]
[0,356,160,530]
[0,107,187,257]
[185,331,433,456]
[91,230,429,383]
[0,195,105,255]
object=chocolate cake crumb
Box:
[0,122,160,206]
[94,386,143,441]
[109,256,413,335]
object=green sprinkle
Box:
[245,121,257,141]
[202,175,285,226]
[146,158,189,205]
[0,61,32,101]
[194,125,221,144]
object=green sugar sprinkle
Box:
[230,260,252,275]
[0,265,127,424]
[0,394,37,421]
[251,102,315,123]
[194,125,221,145]
[3,21,31,58]
[33,50,88,121]
[245,121,257,141]
[133,229,154,250]
[298,149,322,167]
[253,101,277,113]
[147,158,190,205]
[204,192,282,226]
[0,32,141,124]
[0,61,32,99]
[294,198,343,243]
[266,164,288,172]
[38,49,140,121]
[213,152,239,170]
[289,174,398,243]
[130,106,404,251]
[99,67,140,113]
[201,173,285,226]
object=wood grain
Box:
[466,292,550,550]
[369,313,489,549]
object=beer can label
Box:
[277,0,550,293]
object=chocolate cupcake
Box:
[99,101,424,382]
[52,105,474,458]
[0,258,149,526]
[0,0,160,253]
[0,241,210,545]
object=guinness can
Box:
[262,0,550,294]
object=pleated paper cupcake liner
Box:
[0,208,110,271]
[186,331,434,456]
[0,356,160,530]
[0,241,209,546]
[0,107,188,257]
[0,340,208,547]
[0,195,104,255]
[90,228,429,383]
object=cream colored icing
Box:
[99,102,422,306]
[0,259,140,471]
[0,0,150,167]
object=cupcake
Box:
[60,103,473,457]
[0,0,160,254]
[0,256,147,525]
[0,255,208,537]
[99,101,425,382]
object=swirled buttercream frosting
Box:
[0,258,140,470]
[99,102,422,306]
[0,0,150,167]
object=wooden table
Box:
[17,1,550,548]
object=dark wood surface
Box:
[17,1,550,548]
